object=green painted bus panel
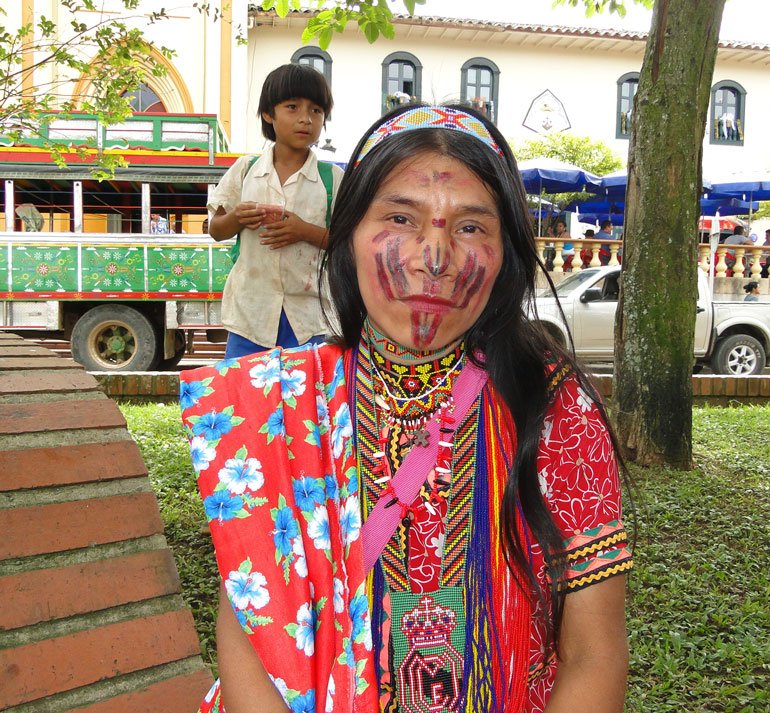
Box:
[1,239,231,297]
[10,244,79,292]
[211,245,233,291]
[147,246,210,292]
[82,245,146,292]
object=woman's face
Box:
[352,151,504,351]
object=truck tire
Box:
[711,334,766,376]
[157,329,186,370]
[71,305,158,371]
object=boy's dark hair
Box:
[600,219,613,230]
[258,63,333,141]
[733,225,745,235]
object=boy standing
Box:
[208,64,343,358]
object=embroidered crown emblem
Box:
[401,596,457,649]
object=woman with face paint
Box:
[181,105,633,713]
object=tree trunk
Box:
[614,0,726,468]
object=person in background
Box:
[743,280,760,302]
[580,228,596,267]
[554,217,575,266]
[201,218,209,234]
[150,213,173,234]
[208,63,343,359]
[723,225,753,275]
[595,219,614,265]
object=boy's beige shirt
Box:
[208,147,343,347]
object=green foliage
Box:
[122,400,770,703]
[553,0,654,16]
[625,404,770,710]
[514,132,623,212]
[257,0,422,49]
[0,2,173,176]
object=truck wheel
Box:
[157,329,187,371]
[711,334,766,376]
[71,305,158,371]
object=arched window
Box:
[460,58,500,123]
[291,47,332,86]
[710,80,746,145]
[616,72,639,139]
[381,52,422,114]
[124,82,166,113]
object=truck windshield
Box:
[543,269,603,297]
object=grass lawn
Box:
[120,402,770,710]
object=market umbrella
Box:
[517,158,601,234]
[709,170,770,201]
[600,168,713,200]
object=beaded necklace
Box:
[357,331,480,713]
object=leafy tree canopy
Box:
[0,0,174,176]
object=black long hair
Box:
[323,103,614,652]
[257,63,333,141]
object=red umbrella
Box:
[697,216,747,232]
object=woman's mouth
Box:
[402,296,454,314]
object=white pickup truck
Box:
[534,267,770,375]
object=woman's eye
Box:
[458,223,483,235]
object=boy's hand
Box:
[260,211,323,249]
[234,202,284,231]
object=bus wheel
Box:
[71,305,158,371]
[157,329,187,370]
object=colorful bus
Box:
[1,112,237,370]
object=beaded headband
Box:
[354,106,505,166]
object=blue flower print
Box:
[316,395,330,430]
[272,505,299,556]
[225,568,270,610]
[333,577,345,614]
[340,495,361,546]
[280,368,307,400]
[219,457,264,494]
[249,357,281,390]
[326,356,345,400]
[267,406,285,438]
[324,474,338,503]
[292,536,308,578]
[215,357,239,375]
[290,689,316,713]
[331,403,352,459]
[293,476,325,511]
[307,506,331,551]
[193,409,234,440]
[189,436,216,473]
[349,590,372,650]
[204,490,244,522]
[293,603,316,656]
[325,676,335,713]
[180,379,206,409]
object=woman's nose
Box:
[420,224,452,276]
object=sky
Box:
[414,0,770,45]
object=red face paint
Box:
[432,171,452,182]
[410,311,440,348]
[431,218,446,228]
[372,229,390,244]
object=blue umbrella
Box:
[699,197,758,216]
[517,157,602,194]
[600,169,713,200]
[709,171,770,201]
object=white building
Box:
[9,3,770,175]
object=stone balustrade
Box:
[536,238,768,281]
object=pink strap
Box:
[361,360,489,574]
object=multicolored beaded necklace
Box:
[357,323,480,713]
